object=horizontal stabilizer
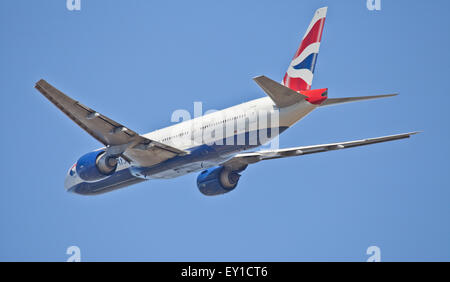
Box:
[254,75,307,108]
[319,93,398,107]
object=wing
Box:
[35,79,188,167]
[222,132,419,171]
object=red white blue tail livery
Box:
[283,7,327,92]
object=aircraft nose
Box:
[65,163,78,192]
[65,173,79,193]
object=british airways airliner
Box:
[35,7,417,196]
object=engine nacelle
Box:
[76,150,118,181]
[197,166,242,196]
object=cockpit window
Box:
[69,163,76,176]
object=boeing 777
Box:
[35,7,418,196]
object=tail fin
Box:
[282,7,327,92]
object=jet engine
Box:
[76,150,118,181]
[197,166,244,196]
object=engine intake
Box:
[197,166,242,196]
[76,150,118,181]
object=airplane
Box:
[35,7,418,196]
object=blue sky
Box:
[1,0,449,261]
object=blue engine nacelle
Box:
[197,166,243,196]
[76,150,118,181]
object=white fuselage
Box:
[139,97,316,178]
[65,96,317,194]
